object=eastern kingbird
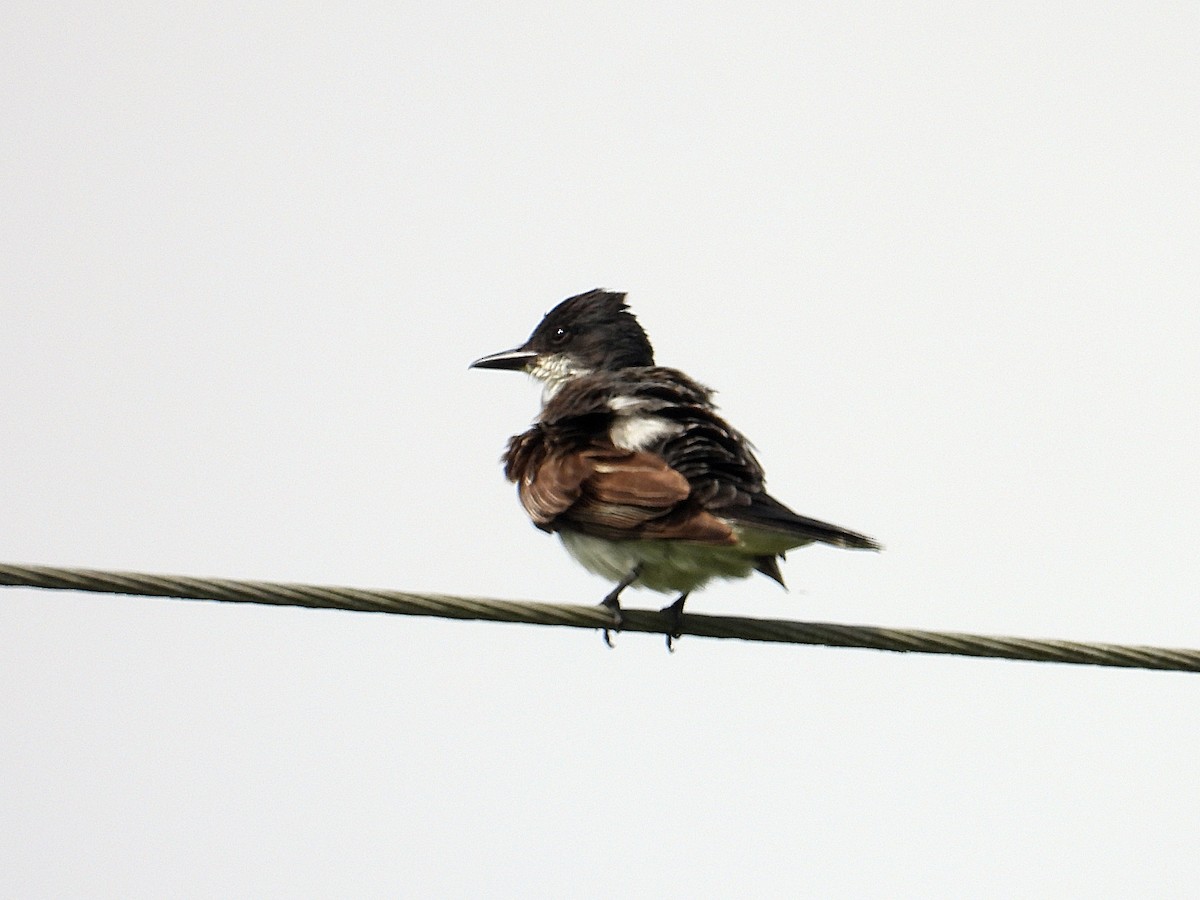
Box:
[471,289,880,646]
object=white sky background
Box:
[2,2,1198,897]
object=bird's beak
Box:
[469,347,539,371]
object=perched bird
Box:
[471,289,880,645]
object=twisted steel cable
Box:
[2,562,1197,672]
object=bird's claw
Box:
[661,595,687,652]
[600,597,623,648]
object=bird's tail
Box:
[737,494,882,551]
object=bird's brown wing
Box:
[504,430,734,544]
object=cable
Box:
[1,562,1196,672]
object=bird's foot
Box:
[600,593,624,648]
[598,567,640,648]
[661,593,689,652]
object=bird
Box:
[470,289,880,647]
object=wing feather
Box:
[502,367,877,552]
[504,427,734,545]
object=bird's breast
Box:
[559,529,759,594]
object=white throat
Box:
[529,354,591,404]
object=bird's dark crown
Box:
[523,289,655,372]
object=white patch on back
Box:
[608,395,657,412]
[608,394,681,450]
[609,413,682,451]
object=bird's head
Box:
[470,289,655,397]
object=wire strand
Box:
[1,562,1196,672]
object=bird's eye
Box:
[550,326,569,345]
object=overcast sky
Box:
[2,2,1198,897]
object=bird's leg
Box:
[661,593,690,652]
[600,565,641,647]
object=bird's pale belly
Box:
[558,528,803,594]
